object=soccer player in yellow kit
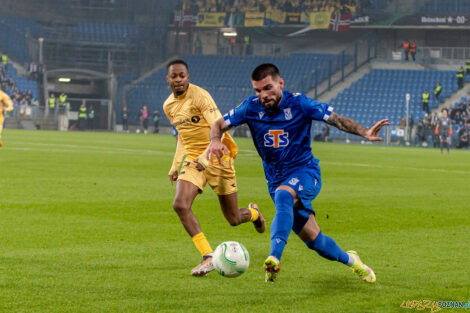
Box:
[163,59,265,276]
[0,90,13,147]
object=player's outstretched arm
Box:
[326,112,389,141]
[206,117,230,164]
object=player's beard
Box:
[261,94,282,111]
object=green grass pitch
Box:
[0,129,468,313]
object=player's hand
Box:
[365,119,390,141]
[169,170,178,186]
[193,159,205,171]
[206,139,228,165]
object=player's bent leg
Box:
[173,180,214,276]
[299,213,351,263]
[298,213,376,283]
[218,193,265,232]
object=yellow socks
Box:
[249,208,259,222]
[192,232,213,256]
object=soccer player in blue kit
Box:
[206,64,389,283]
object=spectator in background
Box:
[450,101,462,121]
[140,105,149,134]
[422,90,430,114]
[457,66,465,89]
[409,40,417,62]
[194,37,202,55]
[434,82,442,102]
[398,116,406,129]
[25,89,32,104]
[415,118,426,146]
[402,40,410,61]
[122,106,129,132]
[456,121,467,148]
[408,115,414,130]
[436,109,452,154]
[88,105,95,130]
[29,61,37,80]
[153,109,160,133]
[313,124,330,142]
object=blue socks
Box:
[270,189,352,266]
[305,231,351,265]
[270,190,294,260]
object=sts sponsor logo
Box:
[264,130,289,148]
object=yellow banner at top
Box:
[196,13,226,27]
[245,12,265,27]
[309,11,331,29]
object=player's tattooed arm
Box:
[326,112,368,137]
[206,117,230,164]
[210,117,231,141]
[326,112,390,141]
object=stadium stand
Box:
[1,15,144,45]
[421,0,470,13]
[122,53,352,126]
[2,63,39,101]
[0,16,34,65]
[329,69,457,139]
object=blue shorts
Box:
[268,165,322,234]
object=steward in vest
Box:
[78,103,87,130]
[422,91,430,114]
[457,67,465,89]
[59,93,67,107]
[48,94,56,109]
[434,83,442,102]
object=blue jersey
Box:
[223,90,333,185]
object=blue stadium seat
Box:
[329,68,457,138]
[124,53,349,126]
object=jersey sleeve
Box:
[299,94,334,122]
[222,99,249,128]
[169,134,186,175]
[163,103,172,124]
[197,93,222,126]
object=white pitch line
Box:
[322,161,470,175]
[5,146,174,156]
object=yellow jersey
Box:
[0,90,13,117]
[163,83,238,174]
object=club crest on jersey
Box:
[284,108,292,120]
[264,130,289,148]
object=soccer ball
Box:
[213,241,250,278]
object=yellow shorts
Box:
[177,158,237,195]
